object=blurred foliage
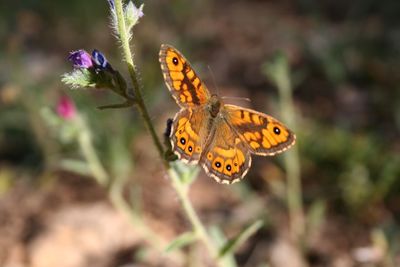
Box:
[1,0,400,266]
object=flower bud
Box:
[68,50,93,69]
[92,49,111,70]
[57,95,76,120]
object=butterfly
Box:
[159,44,296,184]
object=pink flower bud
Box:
[57,95,76,120]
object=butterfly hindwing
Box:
[201,120,251,184]
[170,107,209,164]
[159,44,210,108]
[224,105,296,156]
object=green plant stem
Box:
[109,181,184,263]
[113,1,227,265]
[168,168,224,267]
[113,0,165,163]
[76,117,108,186]
[277,66,304,242]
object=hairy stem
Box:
[113,1,228,265]
[114,0,165,162]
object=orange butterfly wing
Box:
[170,107,210,164]
[159,44,210,108]
[201,120,252,184]
[224,105,296,156]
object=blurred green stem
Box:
[168,168,224,266]
[76,116,108,186]
[264,54,304,244]
[113,1,228,266]
[75,114,183,263]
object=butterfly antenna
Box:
[207,65,251,103]
[207,65,219,95]
[221,96,252,102]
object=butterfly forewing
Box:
[159,44,210,108]
[224,105,296,156]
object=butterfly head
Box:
[208,94,222,118]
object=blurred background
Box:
[0,0,399,266]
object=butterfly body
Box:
[160,44,296,184]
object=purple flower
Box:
[107,0,114,9]
[92,49,109,70]
[125,2,144,28]
[68,50,93,68]
[132,4,144,19]
[57,95,76,120]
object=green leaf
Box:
[59,159,92,176]
[218,220,264,258]
[262,51,289,89]
[112,70,129,97]
[172,161,200,185]
[62,68,120,93]
[40,106,80,144]
[61,69,97,89]
[40,107,62,128]
[181,165,200,184]
[306,200,326,236]
[97,100,134,110]
[0,167,15,195]
[165,231,196,252]
[209,226,237,267]
[209,225,226,247]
